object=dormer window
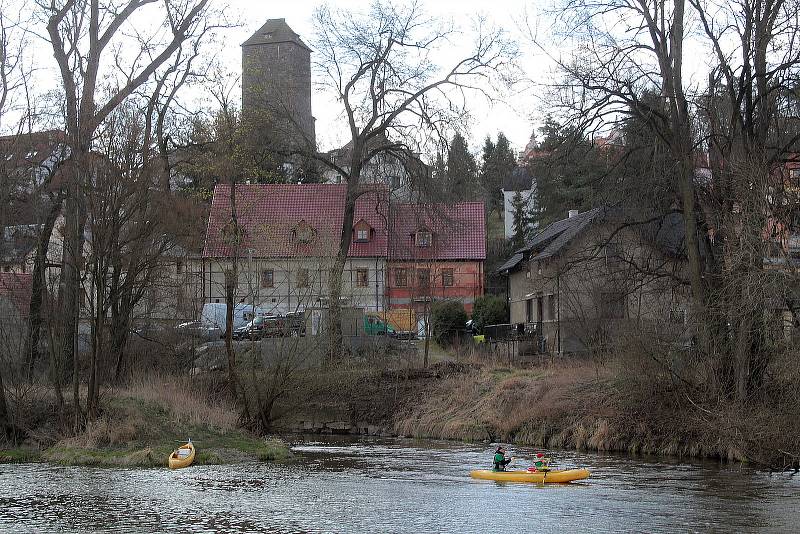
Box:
[415,229,432,247]
[353,219,372,243]
[293,220,315,244]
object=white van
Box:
[200,303,266,337]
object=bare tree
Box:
[539,0,800,401]
[38,0,216,430]
[0,0,35,439]
[305,1,516,353]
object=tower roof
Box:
[242,18,310,51]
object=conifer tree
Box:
[446,132,478,200]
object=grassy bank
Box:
[391,360,800,468]
[269,355,798,469]
[1,375,291,467]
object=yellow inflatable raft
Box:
[470,468,590,483]
[168,441,195,469]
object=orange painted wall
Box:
[385,260,484,314]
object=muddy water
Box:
[1,437,798,533]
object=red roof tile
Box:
[202,184,486,261]
[203,184,389,258]
[389,202,486,260]
[0,272,32,317]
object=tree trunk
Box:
[24,197,63,377]
[60,179,87,434]
[0,364,12,440]
[328,160,361,358]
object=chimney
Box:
[568,209,579,218]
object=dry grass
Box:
[113,374,237,432]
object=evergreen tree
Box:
[479,132,516,212]
[527,117,608,226]
[445,133,478,200]
[510,190,532,250]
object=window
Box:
[2,265,9,273]
[261,269,274,288]
[669,308,685,325]
[605,242,622,268]
[224,269,236,289]
[176,260,183,274]
[790,168,800,181]
[353,219,372,243]
[293,220,315,244]
[296,268,309,288]
[416,229,432,247]
[442,268,454,287]
[526,299,533,323]
[417,268,430,288]
[548,295,556,320]
[600,292,626,319]
[395,268,408,287]
[356,268,369,287]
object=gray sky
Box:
[221,0,546,153]
[10,0,712,154]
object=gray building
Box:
[241,19,316,150]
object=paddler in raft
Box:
[493,446,512,471]
[527,452,551,472]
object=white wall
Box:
[195,256,388,317]
[502,189,536,239]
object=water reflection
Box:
[1,437,798,533]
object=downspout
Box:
[557,267,561,355]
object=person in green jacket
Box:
[493,446,512,471]
[532,452,551,472]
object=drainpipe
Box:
[557,267,561,355]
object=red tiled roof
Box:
[203,184,486,261]
[0,272,32,317]
[389,202,486,260]
[203,184,389,258]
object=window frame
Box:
[356,268,369,287]
[417,268,431,288]
[441,268,454,287]
[261,269,274,288]
[394,268,408,287]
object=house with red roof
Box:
[198,183,486,319]
[387,203,486,314]
[0,273,32,348]
[201,184,391,315]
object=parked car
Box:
[175,320,218,341]
[234,312,306,340]
[363,314,396,336]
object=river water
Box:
[1,437,798,533]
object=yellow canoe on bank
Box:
[470,468,590,483]
[168,441,195,469]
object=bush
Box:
[472,295,509,332]
[431,301,468,346]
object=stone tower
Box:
[241,19,316,150]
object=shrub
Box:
[431,300,468,346]
[472,295,509,332]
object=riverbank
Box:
[275,358,800,470]
[0,375,291,467]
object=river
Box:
[1,437,798,533]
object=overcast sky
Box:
[9,0,714,155]
[222,0,546,153]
